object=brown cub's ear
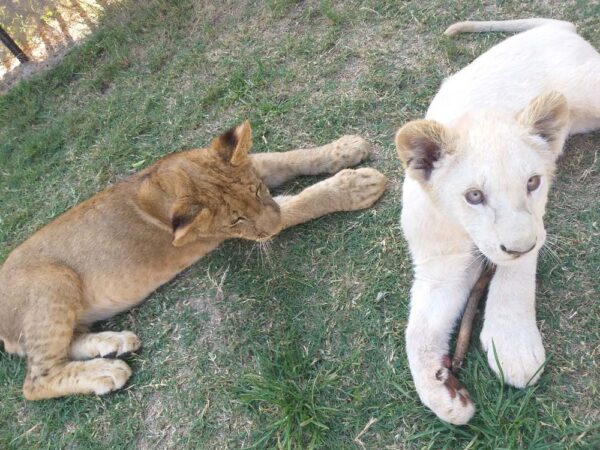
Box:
[171,203,212,247]
[395,120,454,183]
[517,91,569,152]
[136,173,171,227]
[210,120,253,166]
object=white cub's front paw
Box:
[324,135,371,173]
[414,355,475,425]
[480,322,545,388]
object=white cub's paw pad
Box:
[329,168,387,210]
[480,323,545,388]
[326,135,371,172]
[415,356,475,425]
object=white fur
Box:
[399,20,600,424]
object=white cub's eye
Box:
[465,189,485,205]
[527,175,541,192]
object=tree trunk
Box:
[0,26,30,63]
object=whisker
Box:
[540,242,562,266]
[545,233,572,244]
[244,241,259,266]
[544,234,569,255]
[256,239,274,268]
[413,249,489,285]
[544,237,569,253]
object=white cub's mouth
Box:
[498,240,537,258]
[476,232,545,266]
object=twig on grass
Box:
[452,265,496,373]
[354,417,378,450]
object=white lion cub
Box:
[395,19,600,425]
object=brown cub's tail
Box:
[444,18,575,37]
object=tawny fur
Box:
[0,121,387,400]
[396,19,600,425]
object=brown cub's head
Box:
[137,121,281,247]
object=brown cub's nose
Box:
[499,243,536,257]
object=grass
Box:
[0,0,599,448]
[239,343,340,449]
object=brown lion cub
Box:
[0,121,387,400]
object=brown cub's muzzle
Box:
[254,201,281,240]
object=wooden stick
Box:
[452,265,496,373]
[0,26,29,64]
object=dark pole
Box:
[0,25,29,64]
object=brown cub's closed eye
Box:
[527,175,541,192]
[255,183,268,200]
[465,189,485,205]
[231,216,246,226]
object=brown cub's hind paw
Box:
[70,331,142,360]
[324,135,372,173]
[329,168,387,210]
[86,359,132,396]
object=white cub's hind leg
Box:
[406,257,483,425]
[70,331,142,360]
[480,252,546,388]
[566,62,600,134]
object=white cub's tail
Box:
[444,18,575,37]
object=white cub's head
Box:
[396,92,569,266]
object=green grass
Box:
[1,0,599,448]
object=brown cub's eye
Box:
[465,190,485,205]
[255,183,268,200]
[231,216,246,226]
[527,175,541,192]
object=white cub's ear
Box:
[395,120,454,183]
[517,91,569,154]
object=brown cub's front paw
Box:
[329,168,387,210]
[324,135,372,173]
